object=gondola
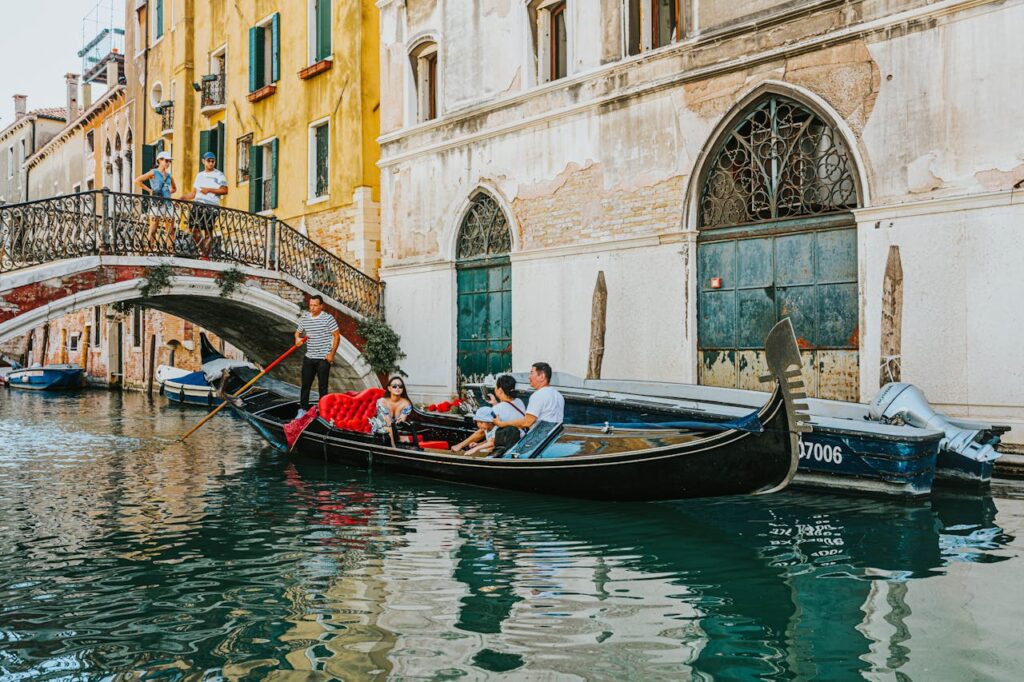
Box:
[202,319,811,502]
[465,368,1006,495]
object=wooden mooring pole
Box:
[147,334,157,397]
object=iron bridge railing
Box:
[0,190,382,318]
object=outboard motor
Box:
[869,383,1000,462]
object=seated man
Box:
[492,362,564,437]
[452,407,497,456]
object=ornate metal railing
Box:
[160,104,174,132]
[201,73,225,108]
[0,190,382,318]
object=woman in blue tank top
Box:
[132,151,177,251]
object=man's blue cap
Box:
[201,151,216,160]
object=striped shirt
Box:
[297,311,339,359]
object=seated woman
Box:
[370,376,413,440]
[487,374,528,456]
[452,407,497,456]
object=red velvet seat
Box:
[318,388,385,433]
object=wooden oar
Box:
[179,338,306,441]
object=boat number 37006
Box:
[798,439,844,464]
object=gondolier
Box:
[295,295,341,418]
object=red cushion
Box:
[318,388,386,431]
[418,440,448,450]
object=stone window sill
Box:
[247,84,277,103]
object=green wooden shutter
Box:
[270,138,279,209]
[316,0,332,61]
[271,13,281,83]
[216,122,225,172]
[141,143,156,174]
[249,143,263,212]
[198,129,212,171]
[155,0,164,38]
[249,26,264,91]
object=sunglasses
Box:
[389,383,403,389]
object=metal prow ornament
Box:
[758,317,813,494]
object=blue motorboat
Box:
[156,365,223,407]
[466,374,1005,496]
[6,364,84,390]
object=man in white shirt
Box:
[181,151,228,258]
[492,362,564,432]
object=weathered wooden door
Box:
[696,94,861,400]
[698,222,859,399]
[457,262,512,382]
[456,193,513,384]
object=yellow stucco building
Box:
[125,0,381,274]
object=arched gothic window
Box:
[455,192,513,383]
[699,95,858,229]
[456,193,511,261]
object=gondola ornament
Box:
[758,317,813,494]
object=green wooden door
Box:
[457,261,512,383]
[698,224,858,400]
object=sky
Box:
[0,0,122,127]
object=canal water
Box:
[1,389,1022,680]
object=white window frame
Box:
[623,0,680,56]
[409,40,440,124]
[527,0,572,86]
[256,13,276,87]
[134,5,146,56]
[307,0,333,66]
[152,0,165,46]
[307,117,330,203]
[150,82,164,111]
[254,135,277,216]
[210,44,227,74]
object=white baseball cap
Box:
[156,151,173,161]
[473,407,495,423]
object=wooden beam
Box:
[587,270,607,380]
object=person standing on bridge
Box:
[295,294,341,419]
[180,151,228,259]
[133,151,177,251]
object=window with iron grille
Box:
[132,306,143,348]
[93,307,102,347]
[310,121,329,199]
[237,133,252,184]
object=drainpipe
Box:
[139,3,150,179]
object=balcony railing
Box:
[201,73,225,109]
[160,104,174,133]
[0,190,382,318]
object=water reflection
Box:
[0,389,1021,680]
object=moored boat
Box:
[6,364,84,390]
[156,364,223,407]
[205,319,812,502]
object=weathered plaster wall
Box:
[379,0,1024,439]
[28,129,85,198]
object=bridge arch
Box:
[0,257,379,390]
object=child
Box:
[452,407,497,455]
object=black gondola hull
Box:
[228,382,797,501]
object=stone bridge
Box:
[0,191,383,390]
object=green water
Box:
[0,389,1021,680]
